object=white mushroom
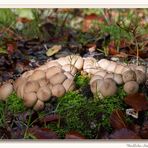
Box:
[63,79,75,92]
[62,64,77,75]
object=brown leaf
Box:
[124,93,148,112]
[110,109,127,129]
[40,114,60,124]
[140,121,148,139]
[28,126,59,139]
[65,131,86,139]
[109,128,141,139]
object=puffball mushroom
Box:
[23,92,38,107]
[51,84,66,97]
[122,70,136,83]
[0,83,13,101]
[46,66,63,79]
[37,86,52,102]
[124,81,139,95]
[49,73,67,85]
[98,78,117,97]
[33,100,44,111]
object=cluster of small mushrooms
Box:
[0,55,147,111]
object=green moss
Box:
[6,92,26,113]
[74,74,90,88]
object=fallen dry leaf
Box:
[110,109,127,129]
[124,93,148,112]
[109,128,141,139]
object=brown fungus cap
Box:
[51,84,66,97]
[0,82,13,101]
[122,70,136,83]
[124,81,139,95]
[49,72,67,85]
[37,86,52,102]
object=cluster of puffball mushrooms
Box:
[0,55,147,111]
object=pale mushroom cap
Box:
[114,64,125,74]
[23,92,38,107]
[36,65,48,71]
[29,70,46,81]
[66,55,84,70]
[128,64,137,71]
[94,70,107,78]
[98,59,110,70]
[63,79,75,92]
[113,74,123,85]
[37,86,52,102]
[90,79,103,94]
[64,72,74,80]
[90,75,103,85]
[38,78,48,87]
[106,61,117,73]
[99,78,117,97]
[17,81,27,98]
[46,66,63,80]
[0,83,13,101]
[47,83,53,90]
[136,65,146,73]
[83,57,98,70]
[45,61,62,69]
[122,70,136,83]
[104,73,114,79]
[62,64,77,75]
[124,81,139,95]
[121,67,131,74]
[14,77,27,91]
[21,70,34,78]
[57,57,70,66]
[33,100,44,111]
[135,70,146,84]
[24,81,40,93]
[51,84,66,97]
[49,72,67,85]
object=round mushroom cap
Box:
[23,92,38,107]
[45,60,62,69]
[14,77,27,91]
[113,74,123,85]
[46,66,63,80]
[90,79,103,94]
[124,81,139,95]
[94,70,107,78]
[24,81,40,93]
[17,81,27,98]
[104,73,114,79]
[121,67,131,74]
[66,55,84,70]
[62,64,77,75]
[0,83,13,101]
[36,65,48,71]
[29,70,45,81]
[51,84,66,97]
[114,64,125,74]
[135,70,146,84]
[33,100,44,111]
[98,59,110,70]
[21,70,34,78]
[99,78,117,97]
[90,75,103,85]
[57,57,70,66]
[63,79,75,92]
[64,72,74,79]
[136,65,146,73]
[106,61,117,73]
[37,86,52,102]
[49,72,67,85]
[122,70,136,83]
[38,78,48,87]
